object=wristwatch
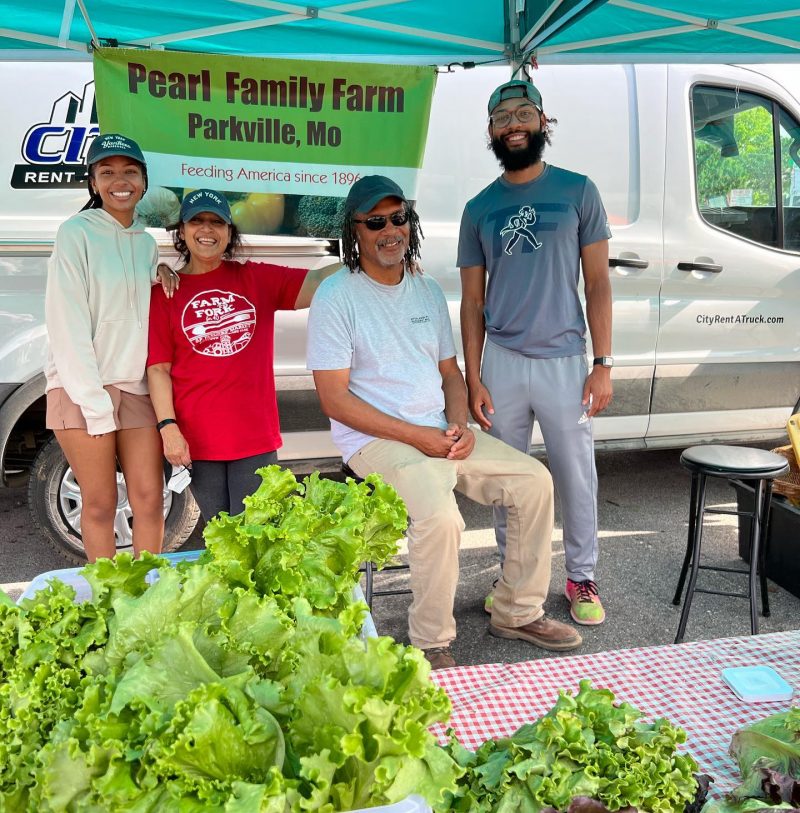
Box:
[593,356,614,368]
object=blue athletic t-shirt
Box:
[458,164,611,358]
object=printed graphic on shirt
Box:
[181,289,257,357]
[500,205,542,255]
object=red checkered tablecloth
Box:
[430,630,800,796]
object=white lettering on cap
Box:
[188,191,223,206]
[100,137,130,150]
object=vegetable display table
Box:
[429,630,800,796]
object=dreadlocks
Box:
[341,205,424,271]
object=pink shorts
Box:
[46,387,157,432]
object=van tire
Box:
[27,435,201,565]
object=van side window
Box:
[780,109,800,252]
[692,85,800,252]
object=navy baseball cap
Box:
[345,175,408,215]
[487,79,543,114]
[180,189,232,224]
[86,133,146,166]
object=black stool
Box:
[672,445,789,643]
[342,463,411,610]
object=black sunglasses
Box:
[352,210,410,231]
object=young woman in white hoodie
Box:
[44,134,166,562]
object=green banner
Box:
[93,48,436,236]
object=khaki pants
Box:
[348,430,554,649]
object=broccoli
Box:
[296,195,347,237]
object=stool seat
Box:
[680,445,789,480]
[673,444,789,644]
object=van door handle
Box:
[677,261,723,273]
[609,257,649,269]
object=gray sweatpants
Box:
[190,451,278,521]
[482,340,598,582]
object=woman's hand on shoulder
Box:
[156,264,180,298]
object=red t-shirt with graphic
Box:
[147,259,307,460]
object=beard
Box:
[490,129,547,172]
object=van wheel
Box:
[27,435,201,565]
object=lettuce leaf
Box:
[0,465,466,812]
[444,680,699,813]
[205,466,407,617]
[284,600,460,810]
[729,709,800,801]
[702,800,793,813]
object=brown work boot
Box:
[489,614,583,651]
[423,646,456,670]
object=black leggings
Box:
[189,451,278,521]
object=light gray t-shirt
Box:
[458,164,611,358]
[307,268,457,462]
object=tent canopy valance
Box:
[1,1,800,67]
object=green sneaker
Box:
[565,579,605,625]
[484,578,499,615]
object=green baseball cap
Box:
[180,189,232,224]
[345,175,407,215]
[86,133,146,166]
[487,79,543,115]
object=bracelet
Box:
[156,418,177,432]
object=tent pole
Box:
[140,0,504,54]
[58,0,76,48]
[0,26,84,51]
[520,0,597,52]
[75,0,100,48]
[508,0,523,73]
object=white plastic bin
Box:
[17,549,204,604]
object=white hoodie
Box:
[44,208,159,435]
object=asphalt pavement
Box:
[2,447,799,667]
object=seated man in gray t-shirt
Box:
[307,175,581,670]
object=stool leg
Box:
[675,473,708,644]
[364,561,374,610]
[757,480,774,619]
[747,479,769,635]
[673,472,700,605]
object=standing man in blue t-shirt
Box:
[458,78,613,626]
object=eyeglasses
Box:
[489,105,541,129]
[352,210,410,231]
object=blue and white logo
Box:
[500,205,542,255]
[12,81,99,189]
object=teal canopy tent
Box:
[1,1,799,65]
[523,0,800,64]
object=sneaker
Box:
[484,578,499,615]
[565,579,606,625]
[423,646,456,670]
[489,614,582,651]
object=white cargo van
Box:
[418,62,800,452]
[1,60,799,561]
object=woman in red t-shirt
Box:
[147,189,341,521]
